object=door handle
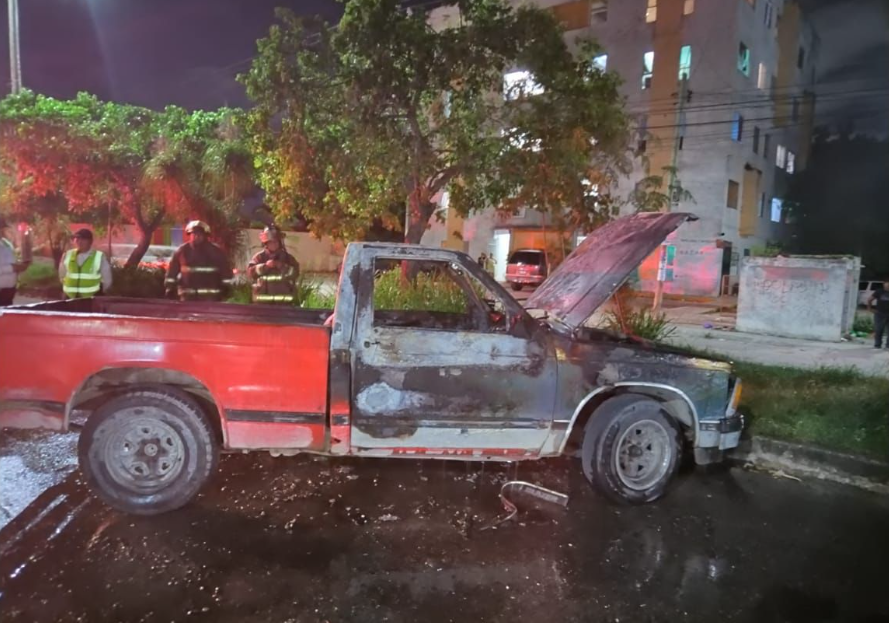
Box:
[364,340,380,348]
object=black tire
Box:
[580,394,681,504]
[78,387,219,515]
[510,283,523,291]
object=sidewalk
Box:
[665,324,889,376]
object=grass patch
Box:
[603,307,676,341]
[17,262,58,290]
[735,361,889,460]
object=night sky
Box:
[1,0,887,133]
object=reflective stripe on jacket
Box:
[63,249,103,298]
[247,249,300,304]
[166,241,232,302]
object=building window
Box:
[753,126,760,153]
[763,133,771,159]
[792,97,800,121]
[786,151,796,174]
[646,0,657,23]
[738,43,750,76]
[678,45,692,80]
[764,1,774,28]
[731,113,744,141]
[503,70,543,100]
[642,51,654,89]
[637,116,648,153]
[770,197,783,223]
[797,47,806,69]
[727,180,740,209]
[776,144,787,169]
[757,63,768,89]
[591,0,608,23]
[759,193,767,218]
[592,54,608,71]
[683,0,695,15]
[550,0,592,30]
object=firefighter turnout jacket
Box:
[247,248,300,303]
[165,241,233,301]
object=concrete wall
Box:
[737,256,860,341]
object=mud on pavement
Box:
[2,452,889,623]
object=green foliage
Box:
[108,265,166,299]
[735,361,889,460]
[749,242,782,257]
[240,0,637,244]
[301,287,337,310]
[603,307,676,341]
[853,313,875,334]
[16,261,58,291]
[373,269,467,313]
[226,282,254,305]
[0,91,252,267]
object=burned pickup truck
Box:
[0,213,742,515]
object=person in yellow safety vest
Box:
[247,226,300,304]
[59,228,113,299]
[165,220,233,302]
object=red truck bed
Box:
[0,298,332,451]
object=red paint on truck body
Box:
[0,303,331,451]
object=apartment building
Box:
[422,0,819,296]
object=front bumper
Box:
[698,413,744,451]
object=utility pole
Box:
[653,77,688,312]
[8,0,22,94]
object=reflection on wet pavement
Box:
[1,448,888,622]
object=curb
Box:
[728,436,889,495]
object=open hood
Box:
[525,212,695,330]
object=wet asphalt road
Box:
[1,449,889,623]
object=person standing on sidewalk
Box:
[867,280,889,349]
[0,216,28,307]
[59,228,113,299]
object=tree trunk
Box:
[401,190,435,282]
[125,209,164,269]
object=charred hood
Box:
[525,212,696,330]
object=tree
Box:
[241,0,636,246]
[786,129,889,276]
[0,91,252,267]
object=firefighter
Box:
[247,226,300,304]
[165,220,233,302]
[59,228,113,299]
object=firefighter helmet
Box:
[259,226,283,244]
[185,220,210,235]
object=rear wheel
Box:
[580,394,681,504]
[78,388,218,515]
[510,283,523,291]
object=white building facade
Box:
[422,0,818,295]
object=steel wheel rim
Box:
[614,419,672,491]
[104,411,186,493]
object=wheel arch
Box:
[560,382,699,454]
[66,366,226,445]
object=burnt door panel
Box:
[351,326,557,456]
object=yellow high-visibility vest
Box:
[63,249,103,298]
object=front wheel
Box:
[580,394,681,504]
[510,283,523,291]
[78,387,219,515]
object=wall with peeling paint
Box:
[737,256,860,341]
